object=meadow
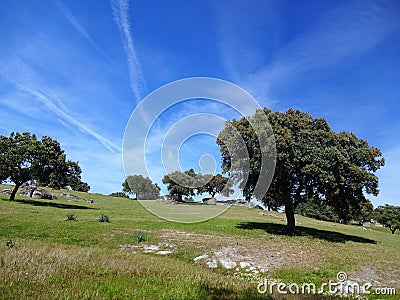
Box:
[0,184,399,299]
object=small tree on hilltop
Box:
[122,175,160,200]
[203,174,234,198]
[162,168,205,202]
[71,181,91,192]
[374,205,400,234]
[0,132,89,200]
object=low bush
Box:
[66,213,77,221]
[133,231,148,243]
[6,239,15,249]
[98,213,110,222]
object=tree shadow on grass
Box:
[2,198,96,210]
[236,222,376,244]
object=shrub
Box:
[66,213,77,221]
[6,239,15,249]
[109,192,130,198]
[133,231,148,243]
[98,213,110,222]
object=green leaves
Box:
[161,169,231,201]
[123,175,160,200]
[374,205,400,234]
[217,108,385,231]
[203,174,233,198]
[0,132,89,200]
[161,169,199,202]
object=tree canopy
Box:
[202,174,234,198]
[374,205,400,234]
[217,108,384,233]
[0,132,89,200]
[122,175,160,200]
[162,168,200,202]
[162,169,232,202]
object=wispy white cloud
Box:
[213,0,280,85]
[56,0,96,47]
[0,54,121,153]
[214,0,400,105]
[248,1,399,94]
[111,0,147,103]
[56,0,112,61]
[0,90,43,118]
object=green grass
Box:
[0,184,399,299]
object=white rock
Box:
[157,250,172,255]
[143,245,159,252]
[194,254,209,263]
[206,260,218,268]
[240,261,251,268]
[219,259,237,269]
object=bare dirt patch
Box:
[160,229,324,272]
[349,265,400,288]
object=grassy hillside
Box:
[0,184,398,299]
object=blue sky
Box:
[0,0,399,206]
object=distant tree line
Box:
[121,170,233,202]
[109,192,130,198]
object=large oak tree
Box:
[217,108,384,233]
[0,132,89,201]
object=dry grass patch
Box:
[0,239,269,299]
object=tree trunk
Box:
[265,199,271,211]
[285,201,296,235]
[10,183,22,201]
[245,193,251,202]
[390,227,396,234]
